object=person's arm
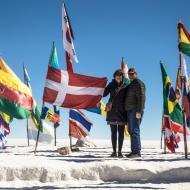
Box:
[136,81,145,118]
[103,83,111,97]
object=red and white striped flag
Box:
[62,2,78,63]
[43,66,107,109]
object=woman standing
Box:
[103,69,127,158]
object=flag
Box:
[41,106,60,125]
[160,62,185,134]
[121,57,130,137]
[124,125,130,138]
[23,64,42,131]
[160,62,186,152]
[48,42,61,128]
[53,105,60,128]
[85,101,106,116]
[121,57,130,85]
[28,118,54,144]
[23,64,31,90]
[180,54,190,127]
[69,109,92,139]
[0,111,12,134]
[62,2,78,63]
[49,42,59,69]
[175,66,181,99]
[43,66,107,109]
[66,51,74,72]
[0,128,7,149]
[0,57,32,119]
[178,21,190,57]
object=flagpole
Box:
[182,109,188,159]
[53,105,58,146]
[179,52,188,159]
[23,63,30,146]
[69,135,72,151]
[161,113,167,153]
[160,113,164,149]
[54,125,57,146]
[69,123,72,151]
[34,102,44,154]
[26,118,30,146]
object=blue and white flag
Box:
[69,109,92,139]
[0,127,7,149]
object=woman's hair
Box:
[113,69,123,78]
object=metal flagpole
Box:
[160,113,164,149]
[34,102,44,154]
[26,119,30,146]
[53,105,58,146]
[179,52,188,159]
[23,63,30,146]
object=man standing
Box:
[125,68,145,158]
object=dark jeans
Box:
[110,124,125,153]
[127,110,143,154]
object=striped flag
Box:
[43,66,107,109]
[0,57,32,119]
[0,111,12,134]
[0,123,8,149]
[62,2,78,63]
[41,106,60,125]
[23,64,42,131]
[178,21,190,57]
[69,109,92,139]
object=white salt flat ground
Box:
[0,139,190,189]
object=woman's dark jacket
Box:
[103,80,127,124]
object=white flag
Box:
[62,2,78,63]
[28,119,54,144]
[180,53,189,90]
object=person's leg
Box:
[127,111,135,153]
[110,125,117,154]
[118,125,125,153]
[132,117,141,154]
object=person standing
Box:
[125,68,145,158]
[103,69,127,158]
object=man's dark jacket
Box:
[125,78,145,113]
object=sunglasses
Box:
[128,72,135,75]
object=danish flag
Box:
[43,66,107,109]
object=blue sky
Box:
[0,0,190,140]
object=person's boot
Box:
[118,152,123,158]
[125,152,133,157]
[110,152,117,157]
[126,152,141,158]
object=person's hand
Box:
[136,112,141,119]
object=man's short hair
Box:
[128,67,137,74]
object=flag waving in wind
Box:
[0,57,32,119]
[160,62,187,152]
[178,21,190,57]
[180,53,190,127]
[43,66,107,109]
[62,2,78,63]
[69,109,92,139]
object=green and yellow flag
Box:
[160,62,185,134]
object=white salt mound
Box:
[0,139,190,189]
